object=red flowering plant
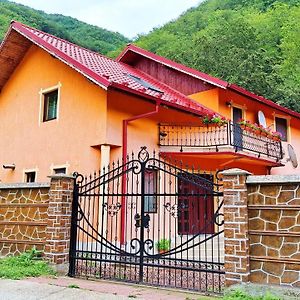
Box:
[202,114,227,126]
[272,131,282,141]
[237,119,282,141]
[237,119,254,131]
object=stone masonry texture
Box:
[0,186,49,256]
[222,169,251,287]
[44,176,74,264]
[248,183,300,287]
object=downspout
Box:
[121,102,160,245]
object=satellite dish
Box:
[258,111,267,128]
[287,144,298,168]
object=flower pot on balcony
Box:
[261,132,268,137]
[254,129,261,135]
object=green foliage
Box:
[68,284,80,289]
[223,289,281,300]
[0,0,129,54]
[0,248,55,280]
[131,0,300,112]
[155,238,171,251]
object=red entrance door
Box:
[178,174,214,234]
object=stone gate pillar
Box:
[44,175,75,271]
[221,168,252,286]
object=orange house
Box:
[1,22,300,291]
[0,21,299,184]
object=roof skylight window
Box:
[126,73,163,94]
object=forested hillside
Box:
[0,0,129,54]
[132,0,299,111]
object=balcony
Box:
[158,123,283,162]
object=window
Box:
[53,167,66,175]
[126,73,163,94]
[43,90,58,121]
[144,169,158,213]
[25,171,36,183]
[275,117,288,142]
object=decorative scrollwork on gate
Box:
[143,239,154,255]
[163,202,187,218]
[103,202,121,216]
[130,238,141,255]
[74,172,84,185]
[214,212,224,226]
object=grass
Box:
[68,284,80,289]
[223,289,281,300]
[0,248,55,280]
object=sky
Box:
[11,0,202,38]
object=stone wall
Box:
[0,183,50,256]
[223,171,300,288]
[247,176,300,287]
[0,176,74,272]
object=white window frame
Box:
[23,168,38,183]
[39,82,62,125]
[51,163,69,175]
[273,113,291,143]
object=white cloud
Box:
[11,0,201,38]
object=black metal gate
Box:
[69,147,225,294]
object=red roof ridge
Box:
[10,21,111,89]
[11,21,118,64]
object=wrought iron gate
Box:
[69,147,225,294]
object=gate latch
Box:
[134,213,141,228]
[143,214,150,228]
[134,213,150,228]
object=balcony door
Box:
[178,174,214,235]
[233,107,243,149]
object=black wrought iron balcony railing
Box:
[158,123,283,161]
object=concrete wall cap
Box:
[247,174,300,184]
[220,168,252,176]
[48,174,75,180]
[0,182,50,189]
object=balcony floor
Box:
[160,145,283,174]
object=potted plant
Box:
[272,131,282,141]
[202,114,227,127]
[156,238,171,254]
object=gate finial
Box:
[138,146,149,162]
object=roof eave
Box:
[11,21,111,91]
[109,82,213,118]
[228,84,300,120]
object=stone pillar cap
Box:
[220,168,252,176]
[48,174,75,179]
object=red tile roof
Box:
[118,44,300,120]
[8,21,215,117]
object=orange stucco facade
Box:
[0,40,299,183]
[0,44,203,182]
[0,45,106,182]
